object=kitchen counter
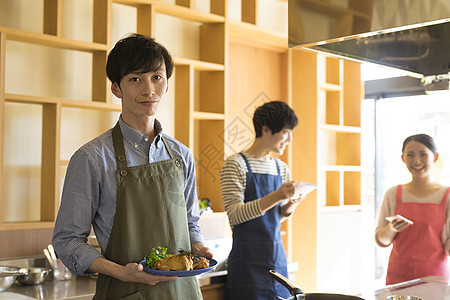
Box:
[375,276,450,300]
[1,270,227,299]
[0,254,229,299]
[2,276,96,300]
[0,254,299,299]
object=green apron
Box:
[93,122,202,300]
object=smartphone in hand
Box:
[385,214,414,225]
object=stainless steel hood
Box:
[296,18,450,78]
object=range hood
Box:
[293,17,450,93]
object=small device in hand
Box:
[385,214,414,225]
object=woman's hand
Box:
[375,217,413,247]
[388,217,412,233]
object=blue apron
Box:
[226,153,290,300]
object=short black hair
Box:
[253,101,298,137]
[106,33,174,86]
[402,133,437,154]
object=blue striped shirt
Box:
[52,117,203,275]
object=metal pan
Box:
[269,270,365,300]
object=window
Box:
[362,62,450,287]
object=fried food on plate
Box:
[153,254,193,271]
[144,247,210,271]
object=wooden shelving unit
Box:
[316,55,362,210]
[0,0,291,258]
[291,50,364,292]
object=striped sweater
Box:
[220,151,291,227]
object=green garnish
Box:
[144,246,171,268]
[177,248,193,258]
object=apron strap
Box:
[274,158,280,176]
[239,153,253,174]
[240,153,281,177]
[112,122,128,170]
[161,136,176,160]
[112,123,176,168]
[396,185,402,204]
[439,187,450,208]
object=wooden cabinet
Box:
[201,283,225,300]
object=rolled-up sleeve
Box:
[52,149,103,276]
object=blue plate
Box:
[139,257,217,277]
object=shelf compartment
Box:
[343,60,362,127]
[336,131,360,166]
[319,130,360,166]
[2,102,45,223]
[196,70,225,114]
[200,22,226,66]
[113,0,225,23]
[325,171,340,206]
[0,26,107,52]
[324,90,340,126]
[5,94,121,111]
[343,171,361,205]
[324,170,361,207]
[194,119,225,212]
[4,40,105,102]
[325,56,340,85]
[60,107,121,161]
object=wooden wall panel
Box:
[226,41,287,156]
[0,228,53,259]
[290,48,318,291]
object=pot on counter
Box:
[0,266,27,292]
[269,270,365,300]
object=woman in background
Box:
[220,101,304,300]
[375,133,450,285]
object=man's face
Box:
[112,61,168,122]
[262,126,293,155]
